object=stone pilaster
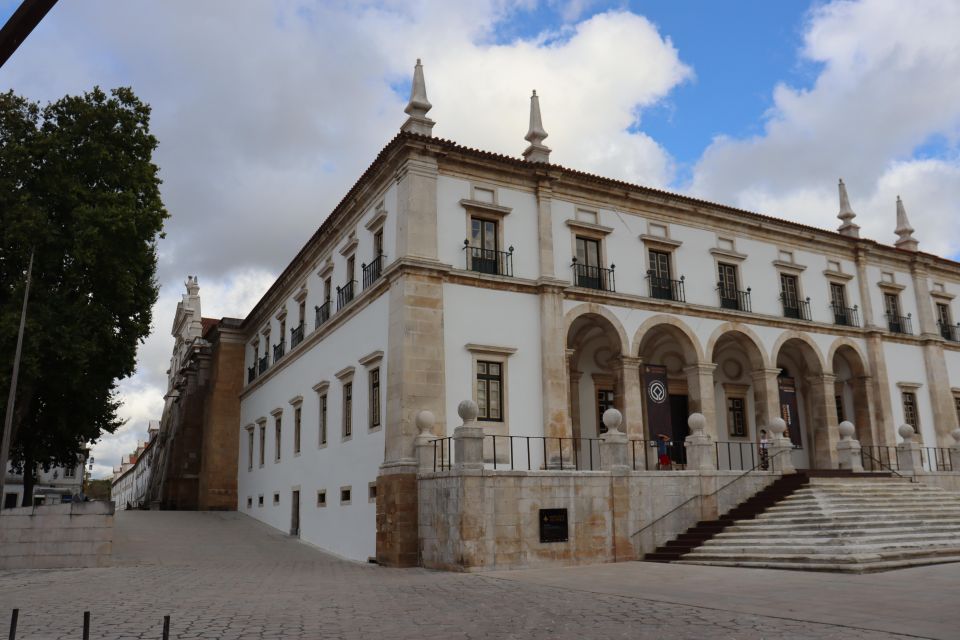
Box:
[540,284,571,439]
[684,413,716,471]
[856,247,896,446]
[767,418,796,474]
[751,368,782,433]
[535,178,555,278]
[395,154,439,261]
[807,373,839,469]
[613,355,644,441]
[684,363,717,440]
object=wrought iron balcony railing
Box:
[886,313,913,335]
[463,242,514,277]
[362,254,386,289]
[939,321,960,342]
[831,304,860,327]
[315,300,331,329]
[781,295,811,321]
[273,340,285,363]
[290,323,304,349]
[337,281,355,310]
[646,272,685,302]
[717,284,751,312]
[247,365,256,384]
[571,260,615,292]
[258,354,269,375]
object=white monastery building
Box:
[182,61,960,569]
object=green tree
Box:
[0,87,167,505]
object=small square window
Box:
[317,490,327,507]
[273,492,280,505]
[258,495,264,507]
[247,496,252,509]
[368,482,378,502]
[340,486,352,505]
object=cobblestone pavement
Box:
[0,511,945,639]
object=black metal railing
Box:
[718,285,751,312]
[315,301,331,329]
[646,272,685,302]
[290,323,304,349]
[464,242,514,276]
[572,260,615,292]
[860,445,899,472]
[886,313,912,335]
[715,441,763,471]
[337,281,355,310]
[362,254,386,289]
[257,354,269,375]
[921,447,954,472]
[939,321,960,342]
[629,439,687,470]
[247,366,256,384]
[431,436,605,471]
[781,295,811,321]
[272,340,285,363]
[831,304,860,327]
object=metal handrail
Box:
[630,447,793,539]
[646,272,685,302]
[886,313,912,335]
[315,300,331,328]
[290,323,304,348]
[860,447,913,482]
[717,284,751,312]
[831,303,860,327]
[362,254,386,289]
[781,295,811,321]
[571,259,615,292]
[337,281,355,310]
[463,242,514,277]
[938,321,960,342]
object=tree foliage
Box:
[0,87,167,503]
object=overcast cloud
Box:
[2,0,958,478]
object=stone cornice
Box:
[459,198,512,218]
[823,269,854,282]
[565,219,614,236]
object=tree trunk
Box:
[20,448,33,507]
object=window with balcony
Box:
[573,236,614,291]
[936,302,958,342]
[465,217,513,276]
[830,283,858,327]
[316,277,332,328]
[717,263,750,312]
[363,230,386,288]
[884,293,911,334]
[291,299,306,348]
[779,273,810,320]
[338,256,356,310]
[646,249,684,302]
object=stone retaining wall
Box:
[0,500,114,569]
[418,469,777,571]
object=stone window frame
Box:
[249,337,260,373]
[313,380,330,448]
[897,382,923,440]
[270,407,283,463]
[317,489,327,508]
[461,196,512,259]
[565,218,613,275]
[368,481,378,503]
[290,396,303,457]
[335,366,356,442]
[257,419,267,468]
[640,224,683,286]
[340,485,352,505]
[258,494,264,508]
[245,424,255,471]
[710,240,747,294]
[359,351,384,433]
[466,344,516,438]
[722,383,751,439]
[246,496,252,509]
[273,492,280,506]
[952,388,960,426]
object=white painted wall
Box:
[883,342,934,443]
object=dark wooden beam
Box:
[0,0,57,68]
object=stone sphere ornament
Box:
[768,417,787,437]
[952,428,960,445]
[602,408,623,434]
[838,421,855,440]
[687,412,707,435]
[898,424,916,441]
[415,410,435,435]
[457,399,479,423]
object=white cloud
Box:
[690,0,960,258]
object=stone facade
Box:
[0,500,113,569]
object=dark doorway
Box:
[669,394,689,465]
[3,493,17,509]
[290,490,300,537]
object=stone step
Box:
[673,554,960,573]
[760,506,960,517]
[694,539,960,555]
[754,511,960,523]
[711,531,960,545]
[727,520,960,533]
[681,545,960,564]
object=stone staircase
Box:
[671,474,960,572]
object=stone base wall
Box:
[0,501,114,569]
[419,469,777,571]
[376,470,419,567]
[911,471,960,493]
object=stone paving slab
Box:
[0,511,944,639]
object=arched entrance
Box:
[831,344,874,448]
[774,337,836,469]
[710,329,768,469]
[566,313,626,444]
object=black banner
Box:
[778,377,802,447]
[643,364,672,439]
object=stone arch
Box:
[829,338,874,448]
[771,330,826,374]
[632,314,704,363]
[563,303,630,356]
[826,337,868,376]
[705,322,770,370]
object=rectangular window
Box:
[64,466,75,478]
[647,249,674,300]
[476,361,503,421]
[319,394,328,445]
[347,255,355,283]
[273,492,280,505]
[368,482,378,502]
[937,302,954,340]
[902,391,919,432]
[317,490,326,507]
[830,282,847,309]
[274,416,282,462]
[835,395,845,423]
[247,429,254,471]
[885,293,903,332]
[247,497,252,509]
[954,395,960,426]
[718,262,739,309]
[374,229,384,257]
[324,277,332,303]
[469,217,499,274]
[343,382,353,438]
[298,300,306,327]
[340,487,351,504]
[258,495,264,507]
[597,388,615,434]
[294,406,302,454]
[780,273,801,318]
[369,368,381,429]
[259,424,266,466]
[727,397,746,437]
[575,236,600,268]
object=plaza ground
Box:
[0,510,957,639]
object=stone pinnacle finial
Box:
[837,179,860,238]
[185,275,199,296]
[401,58,434,136]
[894,195,919,251]
[522,89,551,163]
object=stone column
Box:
[614,355,644,442]
[453,401,485,470]
[807,373,840,469]
[684,363,717,440]
[835,421,864,472]
[949,428,960,471]
[540,283,571,439]
[413,410,437,472]
[896,424,924,472]
[766,418,796,474]
[856,248,896,446]
[599,409,629,471]
[751,368,782,434]
[568,368,582,441]
[684,413,716,471]
[535,177,556,278]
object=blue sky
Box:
[2,0,959,476]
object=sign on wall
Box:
[539,508,568,543]
[778,377,803,447]
[643,364,672,439]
